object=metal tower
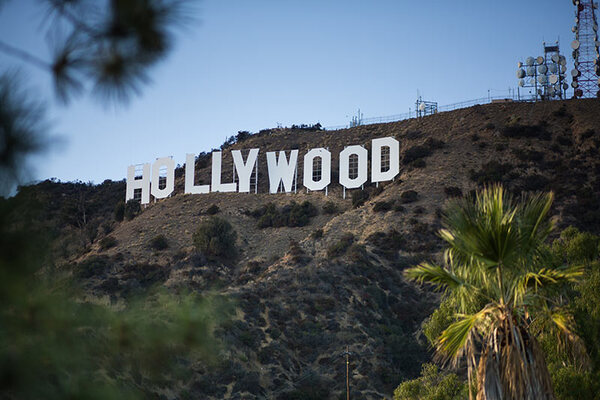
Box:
[516,42,568,101]
[571,0,600,98]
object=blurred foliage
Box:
[0,194,231,399]
[393,363,467,400]
[0,73,48,196]
[0,0,194,105]
[0,2,233,399]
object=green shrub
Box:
[501,123,549,140]
[394,204,406,212]
[327,233,354,258]
[403,138,445,165]
[193,217,237,259]
[288,240,311,265]
[280,372,331,400]
[322,201,338,214]
[205,204,220,215]
[400,190,418,203]
[99,236,117,250]
[412,158,426,168]
[581,128,595,140]
[149,234,168,251]
[393,363,467,400]
[75,255,112,279]
[114,202,125,221]
[367,230,404,260]
[518,174,550,192]
[552,104,572,119]
[373,200,393,212]
[512,148,544,162]
[351,190,370,208]
[443,186,462,198]
[347,243,370,266]
[251,201,317,228]
[469,161,513,185]
[124,199,141,220]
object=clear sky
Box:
[0,0,576,184]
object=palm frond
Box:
[404,262,466,292]
[437,308,491,361]
[441,185,522,270]
[511,265,583,306]
[517,191,555,259]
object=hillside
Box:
[8,98,600,399]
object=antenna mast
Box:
[571,0,600,98]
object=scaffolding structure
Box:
[571,0,600,98]
[516,42,568,101]
[415,96,438,118]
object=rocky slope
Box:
[10,98,600,399]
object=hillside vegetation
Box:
[6,98,600,399]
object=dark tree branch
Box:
[0,39,50,70]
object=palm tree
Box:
[405,185,584,400]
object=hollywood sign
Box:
[126,137,400,204]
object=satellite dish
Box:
[527,66,536,76]
[572,40,581,50]
[560,56,567,66]
[571,68,580,77]
[549,74,559,84]
[516,69,526,78]
[536,56,544,65]
[526,56,535,66]
[575,88,583,97]
[563,82,569,90]
[551,54,560,63]
[572,81,579,88]
[538,75,548,84]
[418,102,426,111]
[538,64,548,74]
[517,61,523,68]
[572,26,578,33]
[549,63,558,73]
[519,79,525,87]
[561,65,567,73]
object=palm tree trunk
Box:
[476,319,554,400]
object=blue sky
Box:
[0,0,575,184]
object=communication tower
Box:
[516,42,568,100]
[415,97,437,118]
[571,0,600,98]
